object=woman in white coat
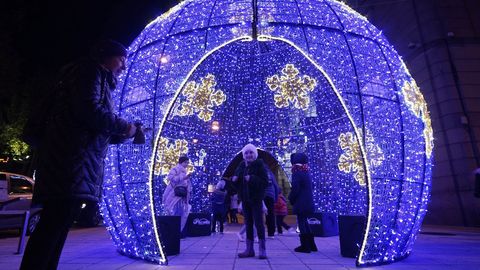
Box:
[162,156,192,237]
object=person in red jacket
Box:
[274,188,295,235]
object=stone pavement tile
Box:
[62,257,111,264]
[234,264,271,270]
[2,224,480,270]
[167,258,203,265]
[157,265,196,270]
[330,256,356,266]
[208,249,238,255]
[403,254,447,264]
[299,258,342,265]
[268,257,303,264]
[445,264,480,270]
[203,253,236,259]
[118,261,164,270]
[267,252,298,258]
[0,262,20,270]
[270,265,310,270]
[434,256,480,265]
[212,245,238,250]
[267,253,298,258]
[60,249,119,260]
[0,254,22,263]
[181,249,211,254]
[171,253,206,259]
[77,263,132,270]
[201,258,236,264]
[196,264,235,270]
[359,264,454,270]
[80,250,119,258]
[292,252,328,260]
[183,244,214,249]
[57,263,92,270]
[235,258,270,265]
[98,257,139,264]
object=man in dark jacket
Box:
[20,40,137,270]
[288,152,317,253]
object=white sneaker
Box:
[288,227,297,234]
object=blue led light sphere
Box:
[102,0,433,266]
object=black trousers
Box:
[20,198,83,270]
[229,209,238,223]
[275,215,290,234]
[212,212,225,232]
[297,214,312,234]
[264,197,276,237]
[243,200,265,241]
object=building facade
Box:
[347,0,480,226]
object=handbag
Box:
[174,186,188,197]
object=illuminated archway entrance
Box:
[103,0,433,266]
[152,39,365,220]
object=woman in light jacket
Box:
[162,156,192,236]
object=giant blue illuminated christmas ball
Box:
[102,0,433,266]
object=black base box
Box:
[338,215,366,258]
[186,213,212,237]
[308,212,339,237]
[155,215,181,256]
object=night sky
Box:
[5,0,178,75]
[0,0,179,118]
[0,0,179,160]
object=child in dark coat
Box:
[288,152,317,253]
[211,180,227,233]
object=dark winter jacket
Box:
[264,169,279,201]
[33,59,130,203]
[288,154,314,215]
[211,189,227,214]
[234,159,269,203]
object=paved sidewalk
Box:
[1,224,480,269]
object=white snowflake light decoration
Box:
[177,74,226,122]
[402,79,434,158]
[266,64,317,110]
[338,129,385,186]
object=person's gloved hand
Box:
[126,123,137,138]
